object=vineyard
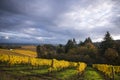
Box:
[0,49,120,80]
[93,64,120,79]
[0,54,87,71]
[0,52,87,80]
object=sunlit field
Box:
[0,49,86,80]
[12,49,37,57]
[0,49,37,57]
[0,49,120,80]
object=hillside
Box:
[0,49,37,57]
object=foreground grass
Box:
[114,73,120,80]
[0,65,49,75]
[0,64,50,80]
[55,68,77,80]
[1,64,119,80]
[0,64,79,80]
[84,67,104,80]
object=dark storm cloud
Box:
[0,0,120,44]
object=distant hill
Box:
[116,40,120,43]
[0,43,38,46]
[0,39,120,48]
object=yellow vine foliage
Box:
[93,64,120,78]
[0,54,51,66]
[77,62,87,74]
[0,54,87,74]
[48,59,71,72]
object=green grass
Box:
[30,69,49,74]
[114,73,120,80]
[5,68,49,76]
[55,68,77,80]
[2,66,49,75]
[0,64,78,80]
[84,67,104,80]
[1,64,119,80]
[0,64,49,80]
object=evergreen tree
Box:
[78,41,84,46]
[73,38,77,45]
[65,39,74,53]
[36,45,42,58]
[100,31,115,53]
[57,44,65,54]
[84,37,92,44]
[87,37,92,43]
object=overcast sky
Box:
[0,0,120,44]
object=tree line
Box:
[37,31,120,65]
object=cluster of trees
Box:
[37,31,120,65]
[100,32,120,64]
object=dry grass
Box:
[12,49,37,57]
[0,49,27,57]
[0,49,37,57]
[20,45,37,52]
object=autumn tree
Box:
[36,45,46,58]
[104,48,118,64]
[105,48,118,59]
[115,41,120,54]
[36,44,57,58]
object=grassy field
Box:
[84,67,104,80]
[0,64,49,80]
[0,49,28,57]
[55,68,78,80]
[12,49,37,57]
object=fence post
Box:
[8,55,10,67]
[112,66,115,80]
